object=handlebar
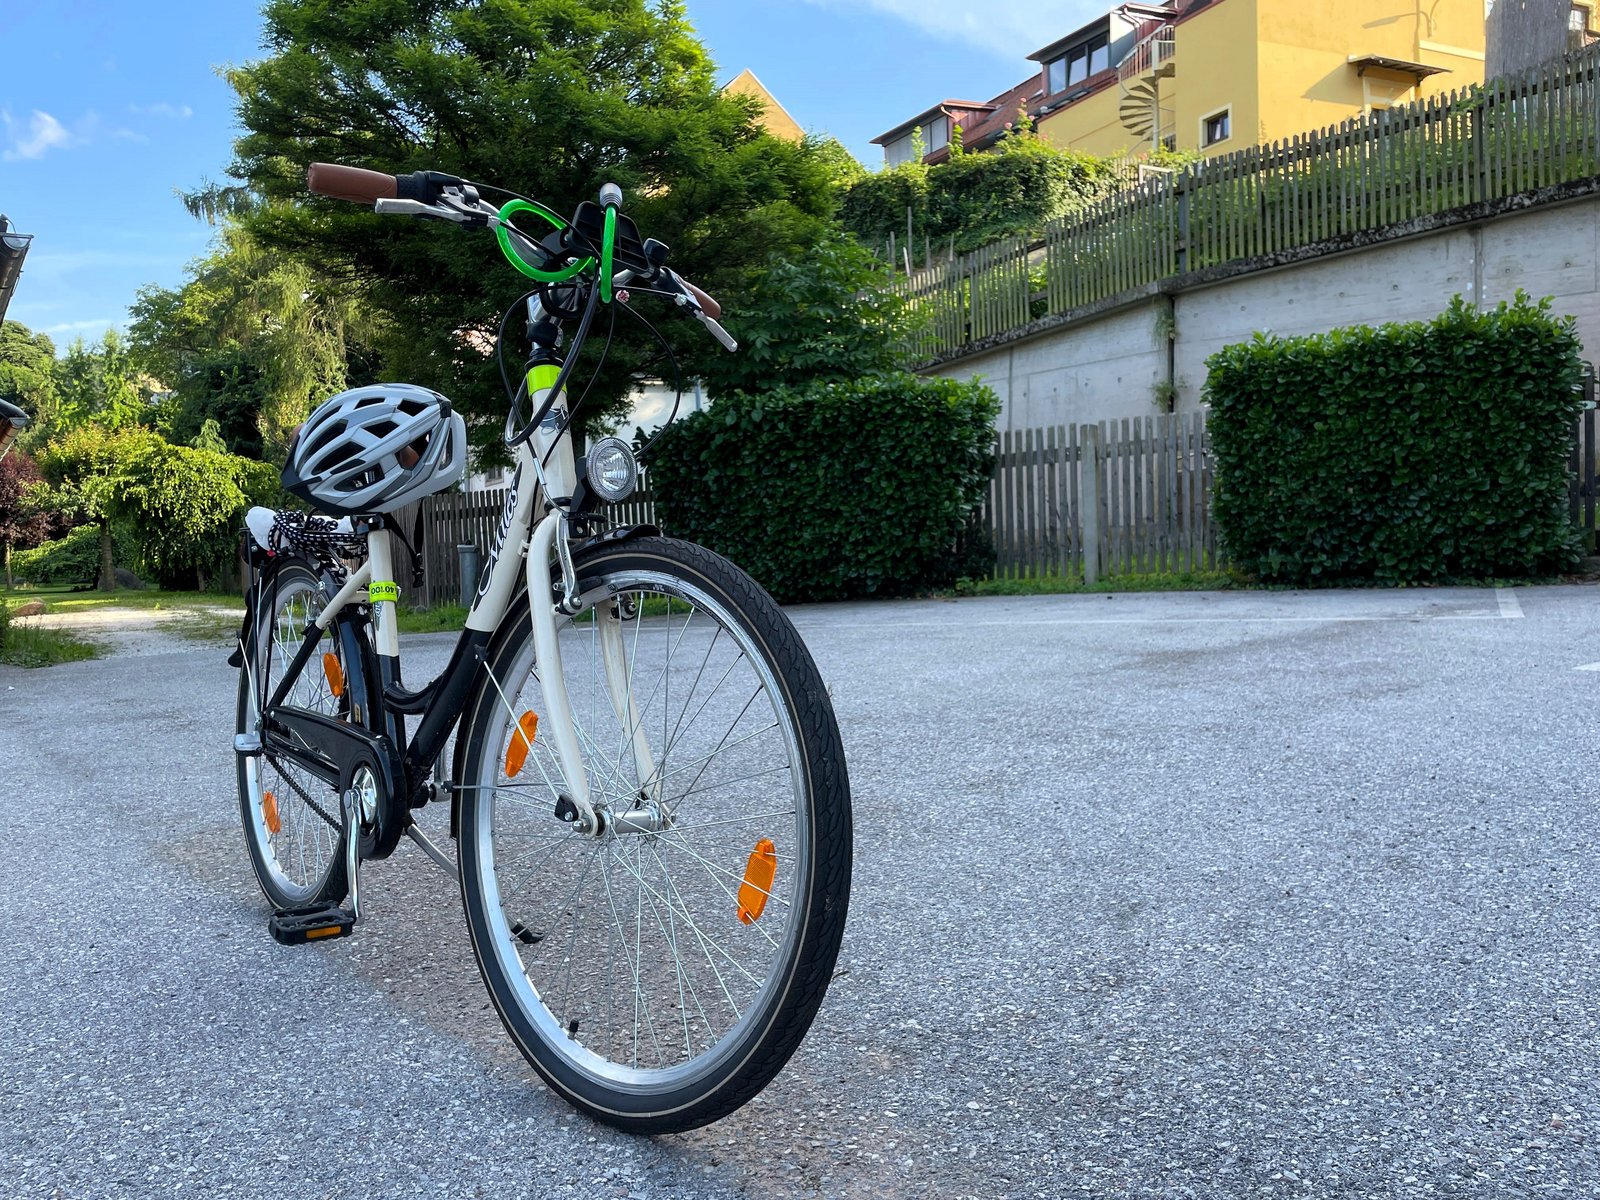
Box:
[307,163,397,204]
[305,162,732,348]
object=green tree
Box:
[35,425,139,590]
[108,436,272,589]
[129,223,377,457]
[218,0,840,442]
[27,330,151,446]
[694,232,911,399]
[37,425,272,590]
[0,321,59,440]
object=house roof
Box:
[722,69,804,142]
[873,100,1003,145]
[1028,2,1174,62]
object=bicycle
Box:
[231,163,853,1133]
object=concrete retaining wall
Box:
[930,194,1600,428]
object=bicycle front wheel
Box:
[456,536,851,1132]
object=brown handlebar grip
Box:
[681,278,722,320]
[307,162,399,205]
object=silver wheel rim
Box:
[469,568,813,1093]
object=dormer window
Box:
[882,114,951,166]
[1046,32,1111,95]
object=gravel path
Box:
[14,603,243,657]
[1,585,1597,1199]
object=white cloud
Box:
[798,0,1108,59]
[2,109,75,162]
[128,102,193,119]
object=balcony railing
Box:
[1117,26,1176,83]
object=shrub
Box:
[1206,294,1584,585]
[645,373,1000,602]
[12,523,137,586]
[839,139,1122,256]
[694,233,912,400]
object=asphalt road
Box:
[2,585,1598,1199]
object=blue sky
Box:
[0,0,1105,349]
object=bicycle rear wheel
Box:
[455,536,851,1132]
[235,558,350,910]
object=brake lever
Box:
[659,270,737,351]
[373,197,472,222]
[696,310,738,352]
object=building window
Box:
[1201,107,1232,147]
[883,115,949,166]
[1046,31,1112,95]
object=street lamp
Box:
[0,213,34,327]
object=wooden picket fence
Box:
[897,43,1600,359]
[405,480,659,607]
[985,412,1222,579]
[405,407,1600,602]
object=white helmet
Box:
[283,383,467,517]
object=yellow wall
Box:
[723,69,804,142]
[1171,0,1260,155]
[1037,85,1142,157]
[1254,0,1484,140]
[1031,0,1485,161]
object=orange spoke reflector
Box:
[322,652,345,698]
[737,838,778,925]
[262,790,281,836]
[505,711,540,778]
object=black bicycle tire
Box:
[234,556,351,910]
[455,535,852,1132]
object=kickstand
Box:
[404,820,459,879]
[342,787,362,922]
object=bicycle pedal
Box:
[269,904,356,946]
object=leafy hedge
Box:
[1206,295,1584,584]
[839,140,1122,255]
[12,524,137,586]
[645,374,1000,602]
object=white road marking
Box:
[1576,662,1600,672]
[1495,588,1524,619]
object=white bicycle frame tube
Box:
[296,306,657,834]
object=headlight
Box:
[585,437,638,503]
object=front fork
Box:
[517,393,660,837]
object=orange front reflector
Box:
[263,790,281,836]
[305,925,344,940]
[505,711,539,778]
[322,652,345,698]
[737,838,778,925]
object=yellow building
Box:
[723,69,805,142]
[873,0,1485,165]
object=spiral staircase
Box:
[1118,25,1177,150]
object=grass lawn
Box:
[949,569,1241,597]
[0,584,232,614]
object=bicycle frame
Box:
[260,302,653,845]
